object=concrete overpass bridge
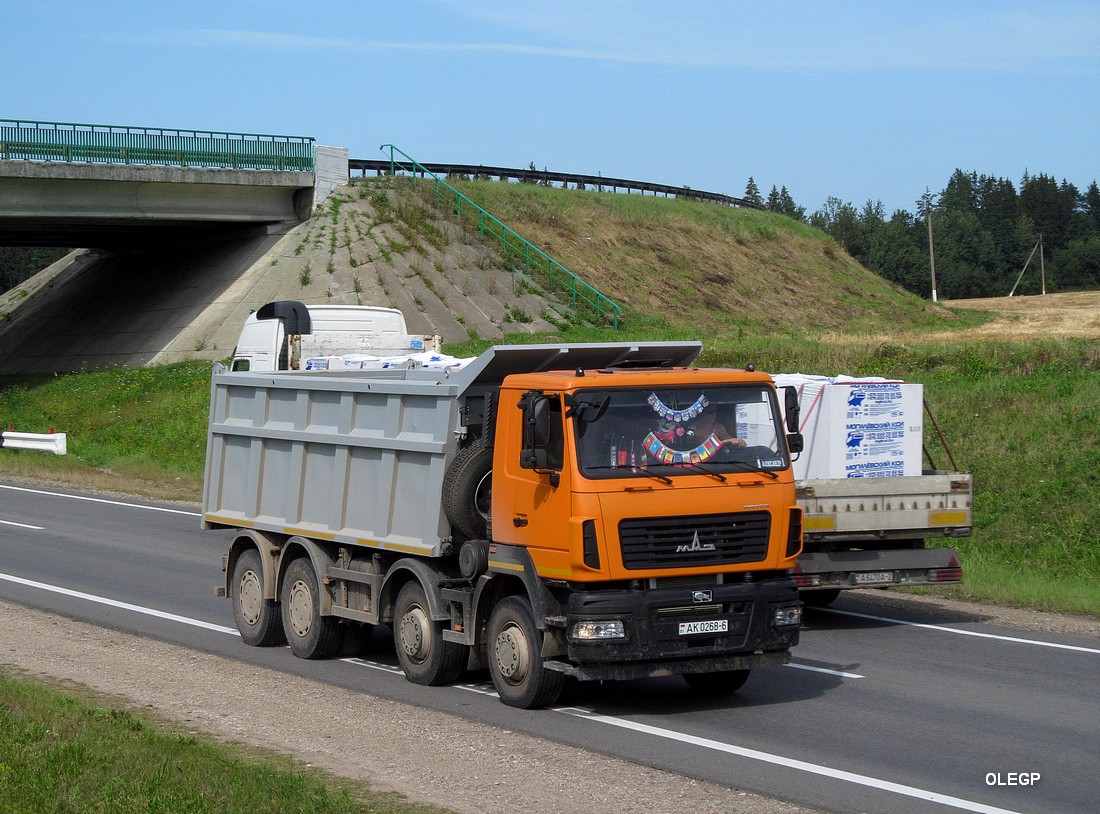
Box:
[0,119,348,372]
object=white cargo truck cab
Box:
[230,300,442,372]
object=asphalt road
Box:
[1,480,1097,814]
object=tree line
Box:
[746,170,1100,299]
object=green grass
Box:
[0,362,210,498]
[0,671,449,814]
[0,340,1096,616]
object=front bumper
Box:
[552,577,800,681]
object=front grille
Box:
[619,511,771,570]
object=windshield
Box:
[572,384,789,480]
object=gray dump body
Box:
[202,341,702,555]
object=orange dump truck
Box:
[203,342,804,708]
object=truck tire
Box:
[280,558,345,659]
[487,596,564,709]
[682,669,750,694]
[394,581,465,686]
[443,440,493,539]
[231,549,285,647]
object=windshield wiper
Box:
[587,465,672,485]
[681,459,781,481]
[675,461,727,482]
[723,458,780,480]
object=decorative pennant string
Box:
[647,393,709,423]
[643,431,723,464]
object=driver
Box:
[691,405,746,449]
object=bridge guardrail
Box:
[0,119,315,172]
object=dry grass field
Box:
[941,291,1100,340]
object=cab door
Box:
[491,390,576,578]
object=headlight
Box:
[571,620,625,640]
[774,606,802,627]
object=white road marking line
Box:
[0,484,199,517]
[786,661,865,678]
[557,707,1027,814]
[340,658,403,675]
[0,572,237,634]
[824,607,1100,655]
[0,519,45,530]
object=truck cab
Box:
[230,300,439,372]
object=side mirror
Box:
[787,433,804,455]
[565,394,609,423]
[520,392,550,470]
[783,386,801,434]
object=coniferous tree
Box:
[1086,182,1100,231]
[778,187,805,221]
[743,177,762,206]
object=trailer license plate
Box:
[679,619,728,636]
[854,571,894,585]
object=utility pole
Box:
[925,195,938,302]
[1040,233,1046,295]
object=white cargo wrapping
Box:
[302,352,474,372]
[773,374,923,479]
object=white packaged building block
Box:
[772,374,923,479]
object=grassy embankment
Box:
[0,671,448,814]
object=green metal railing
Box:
[0,119,315,171]
[380,144,622,328]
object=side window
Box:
[546,396,564,470]
[231,359,251,372]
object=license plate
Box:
[854,571,894,585]
[678,619,728,636]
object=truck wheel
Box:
[801,588,841,607]
[443,440,493,539]
[231,549,285,647]
[280,558,345,659]
[682,669,750,694]
[487,596,564,709]
[394,581,465,685]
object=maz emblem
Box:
[676,530,716,554]
[692,589,713,603]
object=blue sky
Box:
[4,1,1097,215]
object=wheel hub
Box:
[399,605,430,662]
[238,569,262,626]
[494,622,529,682]
[287,579,313,638]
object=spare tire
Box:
[443,439,493,539]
